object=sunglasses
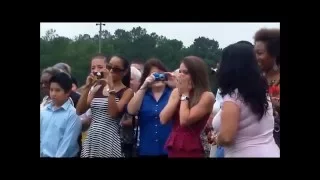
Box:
[106,64,125,73]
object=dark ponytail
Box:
[112,55,131,88]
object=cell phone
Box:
[153,73,168,81]
[93,72,104,79]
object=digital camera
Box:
[93,72,104,79]
[153,73,168,81]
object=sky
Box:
[40,23,280,48]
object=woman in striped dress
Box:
[76,54,134,157]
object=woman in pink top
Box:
[210,42,279,157]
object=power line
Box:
[96,22,106,53]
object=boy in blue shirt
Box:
[40,72,81,157]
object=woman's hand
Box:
[140,74,155,90]
[90,84,102,95]
[85,73,97,88]
[165,72,176,81]
[164,72,177,88]
[98,69,114,89]
[176,74,192,95]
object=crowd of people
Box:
[40,28,280,158]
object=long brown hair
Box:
[139,58,168,89]
[181,56,210,107]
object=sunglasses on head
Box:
[106,64,125,73]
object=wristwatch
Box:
[180,95,189,101]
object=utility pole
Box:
[96,22,106,53]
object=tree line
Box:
[40,26,222,86]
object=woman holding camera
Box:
[127,58,173,157]
[160,56,215,158]
[76,54,134,158]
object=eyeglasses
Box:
[106,64,125,73]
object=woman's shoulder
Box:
[203,91,214,97]
[222,89,244,107]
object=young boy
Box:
[40,72,82,157]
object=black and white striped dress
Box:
[81,86,127,158]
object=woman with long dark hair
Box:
[160,56,215,158]
[209,42,279,157]
[76,54,134,157]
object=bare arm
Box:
[108,88,134,119]
[76,86,91,115]
[160,88,180,124]
[179,92,215,127]
[216,101,240,146]
[128,74,155,115]
[127,89,147,115]
[76,74,96,115]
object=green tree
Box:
[40,27,222,87]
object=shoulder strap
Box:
[115,87,129,99]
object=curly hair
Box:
[254,28,280,65]
[217,42,269,120]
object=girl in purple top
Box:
[210,42,279,157]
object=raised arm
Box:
[108,88,134,118]
[179,92,215,127]
[160,88,180,124]
[164,72,177,89]
[55,113,82,157]
[127,74,155,115]
[76,74,96,115]
[127,89,147,115]
[214,96,241,147]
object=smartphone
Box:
[153,72,168,81]
[93,72,104,79]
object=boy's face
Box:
[49,82,71,106]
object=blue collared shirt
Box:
[40,100,81,158]
[138,87,173,156]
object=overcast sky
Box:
[40,23,280,48]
